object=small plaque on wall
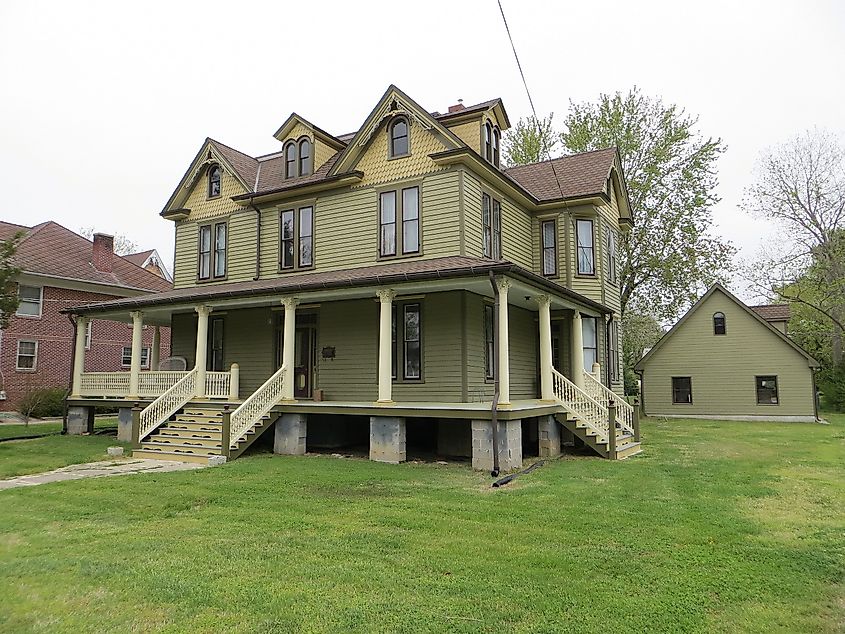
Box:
[321,346,336,360]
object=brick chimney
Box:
[92,233,114,273]
[448,99,465,113]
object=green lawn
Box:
[0,415,843,633]
[0,417,117,440]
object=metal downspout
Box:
[489,271,500,477]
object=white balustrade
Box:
[78,372,131,397]
[77,370,231,400]
[582,371,635,435]
[205,372,231,399]
[138,371,190,397]
[139,369,198,441]
[551,368,610,442]
[229,366,287,447]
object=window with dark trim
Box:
[207,317,225,372]
[576,218,595,275]
[285,142,296,179]
[280,206,314,270]
[484,122,492,162]
[16,340,37,371]
[391,305,398,379]
[493,127,501,167]
[120,346,150,369]
[713,312,726,335]
[484,303,495,380]
[606,227,617,284]
[756,375,779,405]
[298,139,312,176]
[608,321,620,382]
[672,376,692,404]
[582,316,598,370]
[482,193,502,259]
[379,187,419,257]
[389,118,409,158]
[199,222,226,280]
[389,301,422,381]
[541,219,557,276]
[208,164,221,198]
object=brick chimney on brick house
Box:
[92,233,114,273]
[448,99,465,113]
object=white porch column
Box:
[537,294,554,401]
[376,289,396,403]
[128,311,144,398]
[571,311,585,389]
[70,316,89,398]
[281,296,299,401]
[194,305,212,398]
[151,326,161,371]
[496,277,511,406]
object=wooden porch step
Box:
[167,421,222,432]
[175,413,222,423]
[139,441,219,456]
[132,449,212,465]
[148,435,222,449]
[615,442,642,460]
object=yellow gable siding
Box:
[173,222,197,288]
[501,198,532,269]
[352,121,448,189]
[314,139,336,171]
[641,290,815,418]
[185,168,246,222]
[284,122,313,143]
[448,120,481,153]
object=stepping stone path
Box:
[0,458,206,490]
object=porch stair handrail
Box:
[139,368,198,441]
[582,371,635,435]
[551,368,610,442]
[229,365,287,447]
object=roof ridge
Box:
[207,137,258,163]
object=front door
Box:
[275,314,317,399]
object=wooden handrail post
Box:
[221,405,231,459]
[607,399,617,459]
[131,402,141,449]
[632,397,641,443]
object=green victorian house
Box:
[65,85,639,470]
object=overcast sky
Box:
[1,0,843,299]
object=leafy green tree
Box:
[560,87,734,320]
[502,114,557,167]
[0,232,23,329]
[622,310,664,394]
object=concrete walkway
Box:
[0,458,205,490]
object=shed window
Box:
[389,118,409,157]
[576,219,595,275]
[713,312,726,335]
[672,377,692,404]
[17,285,42,317]
[208,165,221,198]
[756,376,779,405]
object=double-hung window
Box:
[672,377,692,404]
[541,219,557,276]
[484,304,495,380]
[280,206,314,270]
[582,316,598,370]
[576,219,595,275]
[606,228,617,284]
[85,320,92,350]
[121,346,150,369]
[608,321,620,382]
[379,187,420,257]
[482,193,502,259]
[756,376,779,405]
[199,222,227,280]
[208,165,221,198]
[16,285,42,317]
[390,301,422,381]
[16,340,37,370]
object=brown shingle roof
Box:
[124,249,154,267]
[8,221,171,293]
[208,139,259,189]
[751,304,791,322]
[65,255,611,315]
[504,147,617,201]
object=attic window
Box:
[484,122,492,161]
[298,138,312,176]
[284,138,313,179]
[713,312,726,335]
[389,118,409,158]
[285,142,296,179]
[493,127,500,167]
[208,165,221,198]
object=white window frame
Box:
[16,285,43,318]
[121,346,150,369]
[85,320,92,350]
[16,339,38,371]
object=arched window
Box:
[208,164,221,197]
[284,142,296,179]
[484,122,492,162]
[298,138,312,176]
[713,312,726,335]
[389,118,409,157]
[493,127,501,167]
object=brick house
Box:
[0,220,172,411]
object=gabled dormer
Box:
[436,98,511,168]
[272,113,346,177]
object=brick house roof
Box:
[503,148,618,201]
[751,304,791,322]
[123,249,154,267]
[4,221,172,293]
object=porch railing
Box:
[138,371,190,397]
[78,372,131,397]
[139,368,198,441]
[582,371,635,435]
[77,370,233,400]
[205,372,231,399]
[551,368,610,443]
[229,365,287,448]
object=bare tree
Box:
[742,129,845,364]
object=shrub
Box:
[818,363,845,412]
[19,387,68,421]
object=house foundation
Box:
[471,419,523,472]
[274,413,308,455]
[118,407,133,442]
[369,416,406,463]
[537,415,561,458]
[437,420,472,458]
[67,405,94,435]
